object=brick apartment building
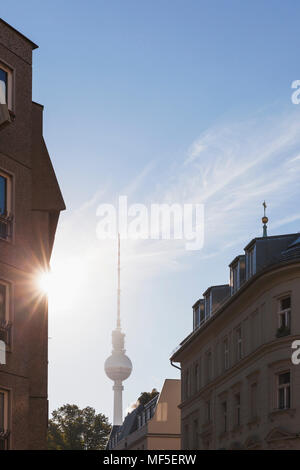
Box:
[0,19,65,449]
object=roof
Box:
[229,254,245,267]
[289,236,300,248]
[0,18,38,49]
[171,232,300,362]
[192,298,204,309]
[244,232,299,251]
[203,284,229,296]
[107,394,160,448]
[275,237,300,264]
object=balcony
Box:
[276,325,290,338]
[0,320,12,347]
[0,212,13,241]
[0,430,10,450]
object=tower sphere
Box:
[104,352,132,382]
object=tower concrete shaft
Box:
[113,380,124,426]
[104,234,132,426]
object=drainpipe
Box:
[170,359,181,371]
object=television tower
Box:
[104,234,132,425]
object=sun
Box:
[36,257,87,311]
[37,270,54,295]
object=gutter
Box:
[170,359,181,371]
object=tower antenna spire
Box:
[262,201,268,237]
[117,233,121,329]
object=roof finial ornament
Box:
[262,201,268,237]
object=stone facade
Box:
[171,233,300,450]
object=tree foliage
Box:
[48,404,111,450]
[137,388,159,406]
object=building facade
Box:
[107,379,181,450]
[0,19,65,449]
[171,231,300,450]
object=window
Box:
[0,389,9,450]
[206,351,212,383]
[277,297,291,335]
[221,401,227,433]
[206,399,211,423]
[194,364,199,394]
[236,327,242,360]
[0,64,12,110]
[231,264,239,294]
[0,174,7,216]
[0,282,9,325]
[205,293,212,320]
[193,305,200,329]
[234,393,241,427]
[224,338,229,370]
[0,281,10,348]
[200,303,205,325]
[250,382,257,419]
[193,419,198,449]
[184,369,189,400]
[0,171,13,241]
[247,246,256,278]
[0,68,7,105]
[277,372,291,410]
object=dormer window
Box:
[193,305,200,330]
[230,264,239,294]
[0,64,12,110]
[230,255,245,294]
[199,302,205,325]
[193,300,205,329]
[204,293,212,320]
[246,245,256,279]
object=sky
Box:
[2,0,300,422]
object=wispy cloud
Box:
[48,107,300,419]
[52,109,300,291]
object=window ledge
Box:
[268,408,296,422]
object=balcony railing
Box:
[0,212,13,241]
[0,430,10,450]
[276,325,291,338]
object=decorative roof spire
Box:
[262,201,268,237]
